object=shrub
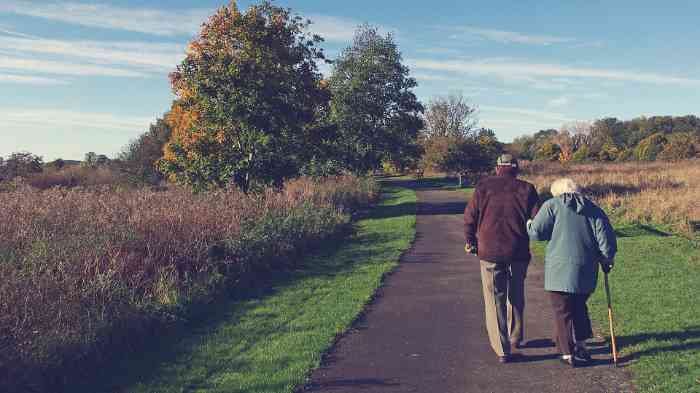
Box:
[0,175,377,392]
[570,145,590,162]
[635,133,667,161]
[24,166,128,190]
[658,133,697,161]
[534,142,561,161]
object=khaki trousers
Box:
[479,260,528,356]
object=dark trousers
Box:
[548,291,593,355]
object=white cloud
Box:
[547,96,571,108]
[478,106,579,140]
[0,1,212,36]
[307,14,361,42]
[453,26,576,46]
[0,73,67,85]
[412,73,453,82]
[408,58,700,86]
[0,25,38,39]
[0,107,154,132]
[480,105,573,123]
[0,35,184,72]
[0,55,147,77]
[306,14,396,43]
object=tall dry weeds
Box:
[0,175,378,392]
[521,160,700,234]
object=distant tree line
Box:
[510,116,699,163]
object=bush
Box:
[24,166,128,190]
[635,133,667,161]
[570,145,591,162]
[658,133,697,161]
[534,142,561,161]
[0,175,377,392]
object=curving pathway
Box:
[303,185,634,393]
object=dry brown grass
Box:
[521,159,700,234]
[0,175,377,392]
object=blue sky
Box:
[1,1,699,161]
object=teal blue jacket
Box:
[527,193,617,294]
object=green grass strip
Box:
[78,185,416,393]
[532,224,700,393]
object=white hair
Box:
[550,178,580,197]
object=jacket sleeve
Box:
[464,188,479,245]
[594,210,618,261]
[527,201,554,241]
[527,184,541,219]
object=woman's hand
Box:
[464,243,477,255]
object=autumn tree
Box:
[329,24,424,174]
[658,133,697,161]
[160,1,329,190]
[423,92,477,139]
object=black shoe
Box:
[575,346,592,362]
[498,355,512,364]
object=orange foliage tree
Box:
[159,1,329,191]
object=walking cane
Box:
[604,271,619,366]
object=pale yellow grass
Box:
[521,160,700,234]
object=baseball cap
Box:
[496,154,518,167]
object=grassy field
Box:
[70,186,416,393]
[523,161,700,392]
[438,161,699,392]
[532,225,700,393]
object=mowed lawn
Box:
[73,186,416,393]
[532,225,700,393]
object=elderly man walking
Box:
[464,154,540,363]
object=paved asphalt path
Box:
[303,186,634,393]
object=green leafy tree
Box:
[570,145,590,162]
[329,24,424,174]
[82,152,98,168]
[118,115,173,184]
[0,152,43,181]
[534,142,561,161]
[160,1,329,191]
[635,133,667,161]
[439,130,501,187]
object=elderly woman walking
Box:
[527,178,617,367]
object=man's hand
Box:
[464,243,477,255]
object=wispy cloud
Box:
[478,106,577,138]
[0,25,38,38]
[307,14,361,42]
[0,72,68,85]
[0,35,184,72]
[546,96,571,108]
[1,107,154,132]
[451,26,576,46]
[408,58,700,86]
[0,55,147,77]
[307,14,395,43]
[0,1,211,36]
[480,105,573,123]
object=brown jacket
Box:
[464,173,540,263]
